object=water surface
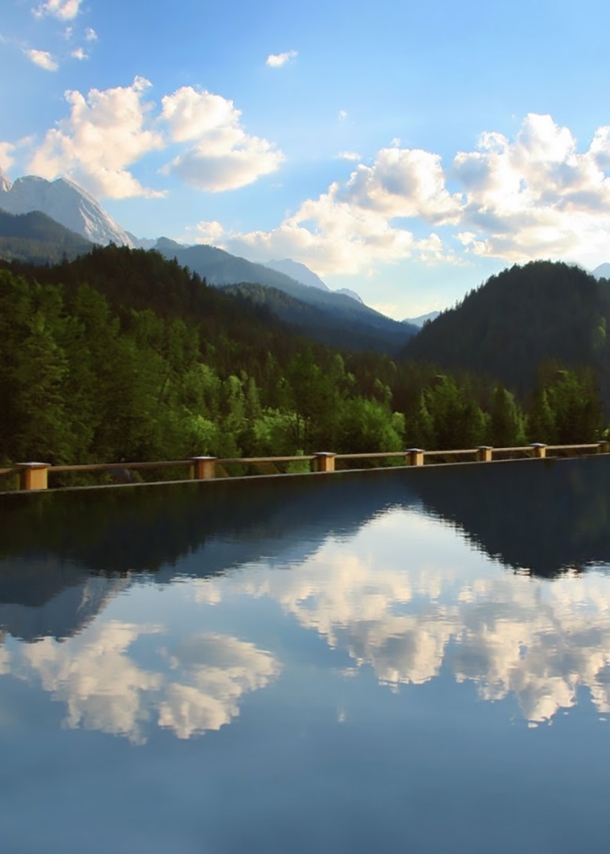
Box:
[1,458,610,853]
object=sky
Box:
[3,0,610,318]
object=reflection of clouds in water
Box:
[0,632,10,675]
[4,622,279,743]
[158,634,280,739]
[195,516,610,725]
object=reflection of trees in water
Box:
[1,457,610,640]
[412,456,610,577]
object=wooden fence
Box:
[1,442,609,492]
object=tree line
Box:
[0,249,607,478]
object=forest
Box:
[0,248,606,475]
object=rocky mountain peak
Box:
[0,173,133,247]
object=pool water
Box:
[1,457,610,853]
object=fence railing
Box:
[1,442,609,492]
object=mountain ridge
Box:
[0,170,133,247]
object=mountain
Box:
[403,260,610,396]
[0,168,11,193]
[336,287,363,303]
[126,231,158,250]
[222,282,406,352]
[265,258,364,303]
[0,170,133,247]
[403,310,441,327]
[155,241,417,353]
[592,263,610,280]
[0,208,93,264]
[264,258,330,291]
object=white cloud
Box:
[28,77,165,199]
[338,110,348,121]
[184,220,225,244]
[266,50,297,68]
[0,141,15,170]
[24,48,58,71]
[34,0,83,20]
[223,146,459,273]
[453,113,610,265]
[160,86,284,192]
[84,27,97,41]
[338,151,361,161]
[13,79,282,199]
[70,46,87,60]
[213,112,610,275]
[339,146,462,224]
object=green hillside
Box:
[155,240,416,353]
[404,261,610,399]
[0,208,93,264]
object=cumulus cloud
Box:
[34,0,83,20]
[453,113,610,264]
[184,219,225,243]
[84,26,97,41]
[24,48,58,71]
[70,46,87,60]
[160,86,284,191]
[339,147,462,224]
[212,112,610,275]
[266,50,297,68]
[28,77,165,198]
[338,151,361,161]
[13,79,282,199]
[223,146,459,273]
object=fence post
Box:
[405,448,425,466]
[598,441,610,454]
[17,462,50,491]
[476,446,493,462]
[529,443,547,459]
[191,456,217,479]
[314,452,336,473]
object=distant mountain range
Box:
[403,310,441,327]
[153,241,416,352]
[0,171,417,353]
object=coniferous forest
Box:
[0,247,607,475]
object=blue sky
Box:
[3,0,610,317]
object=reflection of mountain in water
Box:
[410,456,610,576]
[1,457,610,638]
[0,564,129,641]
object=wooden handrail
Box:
[1,442,608,491]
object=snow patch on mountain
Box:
[0,167,12,194]
[0,173,133,247]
